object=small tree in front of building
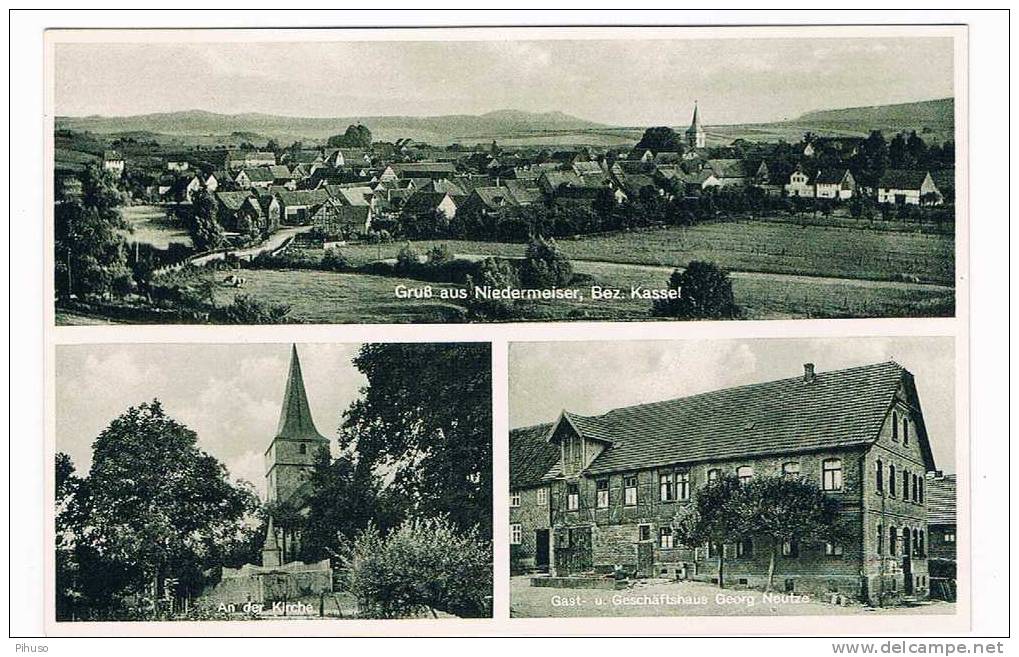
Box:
[519,236,573,289]
[673,474,748,588]
[740,475,845,592]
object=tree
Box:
[344,517,492,618]
[53,165,130,298]
[327,124,372,149]
[395,241,420,272]
[299,449,387,563]
[465,258,519,321]
[186,188,224,252]
[652,261,741,319]
[55,453,87,620]
[741,475,845,591]
[635,126,683,154]
[339,344,492,538]
[74,401,258,613]
[519,236,573,289]
[673,474,747,588]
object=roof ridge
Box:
[567,361,902,422]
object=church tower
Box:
[685,102,706,149]
[265,345,330,504]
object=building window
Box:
[877,524,884,555]
[510,523,522,545]
[659,526,674,549]
[782,462,801,478]
[876,459,884,492]
[638,524,651,542]
[299,443,307,455]
[918,479,924,504]
[902,417,909,446]
[659,471,675,502]
[677,471,691,500]
[708,542,722,558]
[782,540,799,558]
[623,475,638,506]
[889,526,897,556]
[912,474,919,502]
[509,492,520,507]
[912,529,921,556]
[825,542,844,557]
[596,479,609,508]
[944,532,956,543]
[822,459,843,491]
[903,469,910,500]
[707,468,721,484]
[737,465,754,484]
[536,488,547,506]
[889,465,897,496]
[737,538,753,558]
[892,411,899,440]
[567,483,579,511]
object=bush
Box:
[395,242,420,272]
[465,258,520,321]
[652,261,742,320]
[213,294,291,324]
[426,243,453,265]
[519,236,573,289]
[344,517,492,619]
[321,247,351,271]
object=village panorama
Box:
[54,98,956,325]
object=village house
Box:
[378,161,457,182]
[214,191,275,235]
[877,169,943,206]
[233,150,277,169]
[704,159,751,188]
[402,190,459,221]
[275,189,332,225]
[164,155,190,172]
[815,168,857,200]
[234,167,275,190]
[101,150,125,176]
[510,424,560,574]
[924,473,956,562]
[169,174,203,203]
[785,166,816,198]
[511,361,937,605]
[308,199,372,237]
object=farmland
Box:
[119,204,192,249]
[337,219,956,285]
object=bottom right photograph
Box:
[508,336,959,618]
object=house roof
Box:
[240,167,274,182]
[275,189,331,207]
[471,186,519,210]
[549,361,918,476]
[215,191,254,211]
[572,160,604,175]
[510,423,560,489]
[926,474,956,525]
[879,169,931,190]
[275,345,329,443]
[816,169,851,185]
[403,191,453,214]
[389,162,457,177]
[269,165,294,179]
[327,185,374,206]
[705,159,748,179]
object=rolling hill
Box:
[791,97,954,136]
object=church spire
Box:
[275,345,328,442]
[686,101,706,149]
[690,101,701,129]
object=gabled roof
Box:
[389,162,457,177]
[816,168,852,185]
[403,190,454,214]
[509,423,560,489]
[925,474,956,525]
[240,167,274,182]
[275,189,331,207]
[275,345,329,443]
[548,361,918,476]
[879,169,931,190]
[215,191,254,211]
[706,159,748,179]
[327,185,374,206]
[269,165,294,179]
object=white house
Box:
[785,167,815,198]
[877,170,943,206]
[815,169,857,200]
[102,150,125,176]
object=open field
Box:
[119,204,192,249]
[338,220,956,285]
[197,258,952,324]
[510,576,955,618]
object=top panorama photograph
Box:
[51,30,960,325]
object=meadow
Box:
[119,204,192,249]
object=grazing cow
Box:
[222,274,247,288]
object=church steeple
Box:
[686,101,706,149]
[265,345,329,503]
[276,344,328,442]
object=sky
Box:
[509,337,956,472]
[55,343,366,499]
[54,36,954,125]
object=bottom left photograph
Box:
[52,342,493,622]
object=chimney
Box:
[803,363,816,383]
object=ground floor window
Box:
[509,491,520,507]
[708,542,722,558]
[825,542,844,557]
[638,524,651,542]
[737,538,753,558]
[944,532,956,543]
[510,523,522,545]
[659,526,674,549]
[782,540,799,558]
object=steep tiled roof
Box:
[926,474,956,525]
[215,191,254,211]
[556,362,908,476]
[275,189,331,207]
[816,169,851,185]
[275,345,329,443]
[241,167,274,182]
[706,159,748,179]
[879,169,930,190]
[510,423,559,489]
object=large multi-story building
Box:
[510,361,939,605]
